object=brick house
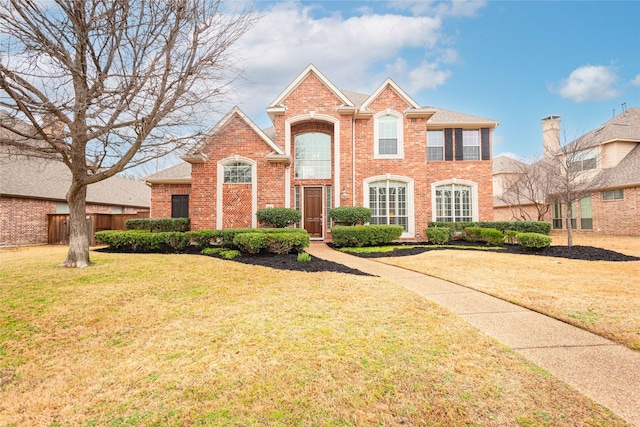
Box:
[1,147,150,246]
[494,107,640,236]
[146,65,499,240]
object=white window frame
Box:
[431,179,479,222]
[462,129,480,161]
[602,189,624,201]
[363,174,414,237]
[374,110,404,159]
[427,129,444,161]
[294,132,332,179]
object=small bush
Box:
[329,206,372,226]
[233,233,268,254]
[331,225,403,247]
[202,247,224,255]
[220,249,241,259]
[256,208,301,228]
[125,218,190,232]
[297,252,311,262]
[425,227,452,245]
[463,227,483,242]
[504,230,520,245]
[463,227,504,247]
[517,233,552,250]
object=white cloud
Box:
[220,1,484,127]
[389,0,487,18]
[555,65,621,102]
[631,74,640,87]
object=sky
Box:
[219,0,640,161]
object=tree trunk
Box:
[566,202,573,248]
[61,183,91,268]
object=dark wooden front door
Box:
[304,187,323,238]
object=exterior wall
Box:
[0,197,55,245]
[1,196,146,245]
[493,186,640,236]
[150,183,191,218]
[190,114,286,230]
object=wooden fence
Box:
[47,211,149,245]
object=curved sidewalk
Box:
[306,243,640,426]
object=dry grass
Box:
[377,234,640,351]
[0,246,629,426]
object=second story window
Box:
[427,130,444,161]
[374,111,403,158]
[462,130,480,160]
[570,148,597,172]
[294,132,331,179]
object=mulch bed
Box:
[96,241,639,276]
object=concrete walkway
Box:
[306,243,640,426]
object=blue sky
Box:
[223,0,640,161]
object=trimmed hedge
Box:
[125,218,190,232]
[95,228,310,253]
[427,221,551,235]
[425,227,452,245]
[329,206,372,226]
[463,227,504,247]
[331,225,403,247]
[516,232,552,250]
[256,207,301,228]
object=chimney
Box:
[541,115,561,157]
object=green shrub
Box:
[463,227,504,246]
[517,233,552,250]
[297,252,311,262]
[331,225,403,247]
[504,230,520,245]
[220,250,241,259]
[329,206,372,226]
[201,247,224,255]
[265,232,310,254]
[428,221,551,235]
[94,230,189,252]
[256,207,301,228]
[125,218,190,232]
[233,233,268,254]
[425,227,452,245]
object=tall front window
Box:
[223,162,252,183]
[435,184,472,222]
[580,196,592,230]
[378,115,398,155]
[294,132,331,179]
[427,130,444,161]
[462,130,480,160]
[369,180,408,231]
[552,203,562,229]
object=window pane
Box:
[603,190,624,200]
[462,130,480,160]
[294,133,331,179]
[435,184,472,222]
[378,115,398,155]
[580,196,592,230]
[223,162,252,183]
[369,180,407,231]
[427,130,444,161]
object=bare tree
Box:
[0,0,256,267]
[544,131,606,247]
[498,158,554,221]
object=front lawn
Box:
[0,246,627,426]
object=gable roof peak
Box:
[268,64,354,112]
[360,78,421,111]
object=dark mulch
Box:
[96,241,639,276]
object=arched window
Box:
[433,181,478,222]
[223,162,252,183]
[294,132,331,179]
[374,111,403,158]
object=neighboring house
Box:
[0,147,150,245]
[494,108,640,236]
[146,64,499,241]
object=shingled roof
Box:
[144,162,192,183]
[1,148,150,208]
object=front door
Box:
[304,187,323,238]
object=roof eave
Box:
[267,152,291,166]
[144,178,192,185]
[180,153,207,164]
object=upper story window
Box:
[462,130,480,160]
[374,111,403,159]
[570,148,597,172]
[427,130,444,161]
[294,132,331,179]
[223,162,252,183]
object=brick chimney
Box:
[541,115,561,157]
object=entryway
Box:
[303,187,323,239]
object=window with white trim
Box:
[368,180,408,231]
[569,148,597,172]
[427,130,444,161]
[603,189,623,200]
[223,162,252,183]
[434,183,473,222]
[294,132,331,179]
[462,130,480,160]
[552,203,562,229]
[374,111,403,158]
